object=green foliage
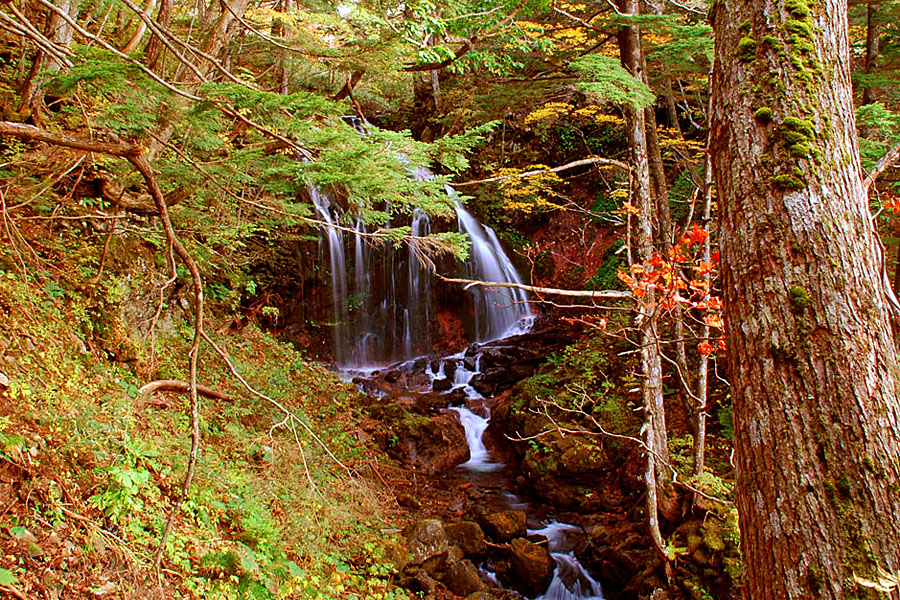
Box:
[570,55,656,109]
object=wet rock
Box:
[445,559,487,596]
[508,538,554,597]
[401,569,438,595]
[481,510,526,543]
[445,521,488,557]
[443,360,457,380]
[385,369,402,383]
[407,519,449,564]
[432,377,453,392]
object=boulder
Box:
[445,521,488,557]
[444,559,487,596]
[481,510,526,543]
[372,404,469,472]
[508,538,555,597]
[407,519,449,565]
[432,377,454,392]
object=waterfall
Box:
[310,186,349,365]
[454,201,532,341]
[311,178,531,367]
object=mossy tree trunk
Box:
[710,1,900,598]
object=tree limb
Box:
[0,120,204,576]
[139,379,230,401]
[438,275,631,299]
[454,156,632,187]
[865,140,900,191]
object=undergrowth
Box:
[0,241,409,599]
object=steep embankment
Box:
[0,250,410,598]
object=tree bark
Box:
[143,0,172,69]
[710,2,900,598]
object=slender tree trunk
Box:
[862,2,881,105]
[122,0,157,53]
[710,2,900,597]
[143,0,172,70]
[19,0,80,116]
[692,153,713,476]
[619,0,672,559]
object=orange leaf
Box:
[698,342,715,356]
[688,223,709,245]
[704,313,725,328]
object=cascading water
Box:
[427,350,605,599]
[455,201,532,341]
[311,181,531,367]
[310,186,350,365]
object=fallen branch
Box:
[439,275,631,299]
[454,156,631,187]
[139,379,230,401]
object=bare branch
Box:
[139,379,231,401]
[865,140,900,192]
[454,156,631,187]
[438,274,631,299]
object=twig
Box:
[201,332,352,474]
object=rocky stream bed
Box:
[339,319,740,600]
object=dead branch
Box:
[139,379,231,401]
[865,140,900,192]
[454,156,632,187]
[438,274,631,299]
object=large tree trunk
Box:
[710,2,900,598]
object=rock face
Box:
[480,510,527,543]
[508,538,555,597]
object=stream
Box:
[342,340,606,599]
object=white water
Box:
[530,523,605,600]
[311,167,532,366]
[430,347,604,600]
[455,201,533,341]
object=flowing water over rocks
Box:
[350,330,607,600]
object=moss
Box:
[789,285,810,311]
[789,141,813,158]
[785,19,813,40]
[754,107,774,123]
[771,174,805,190]
[836,474,852,497]
[863,454,875,471]
[785,0,811,18]
[782,116,815,139]
[738,37,757,62]
[739,19,752,33]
